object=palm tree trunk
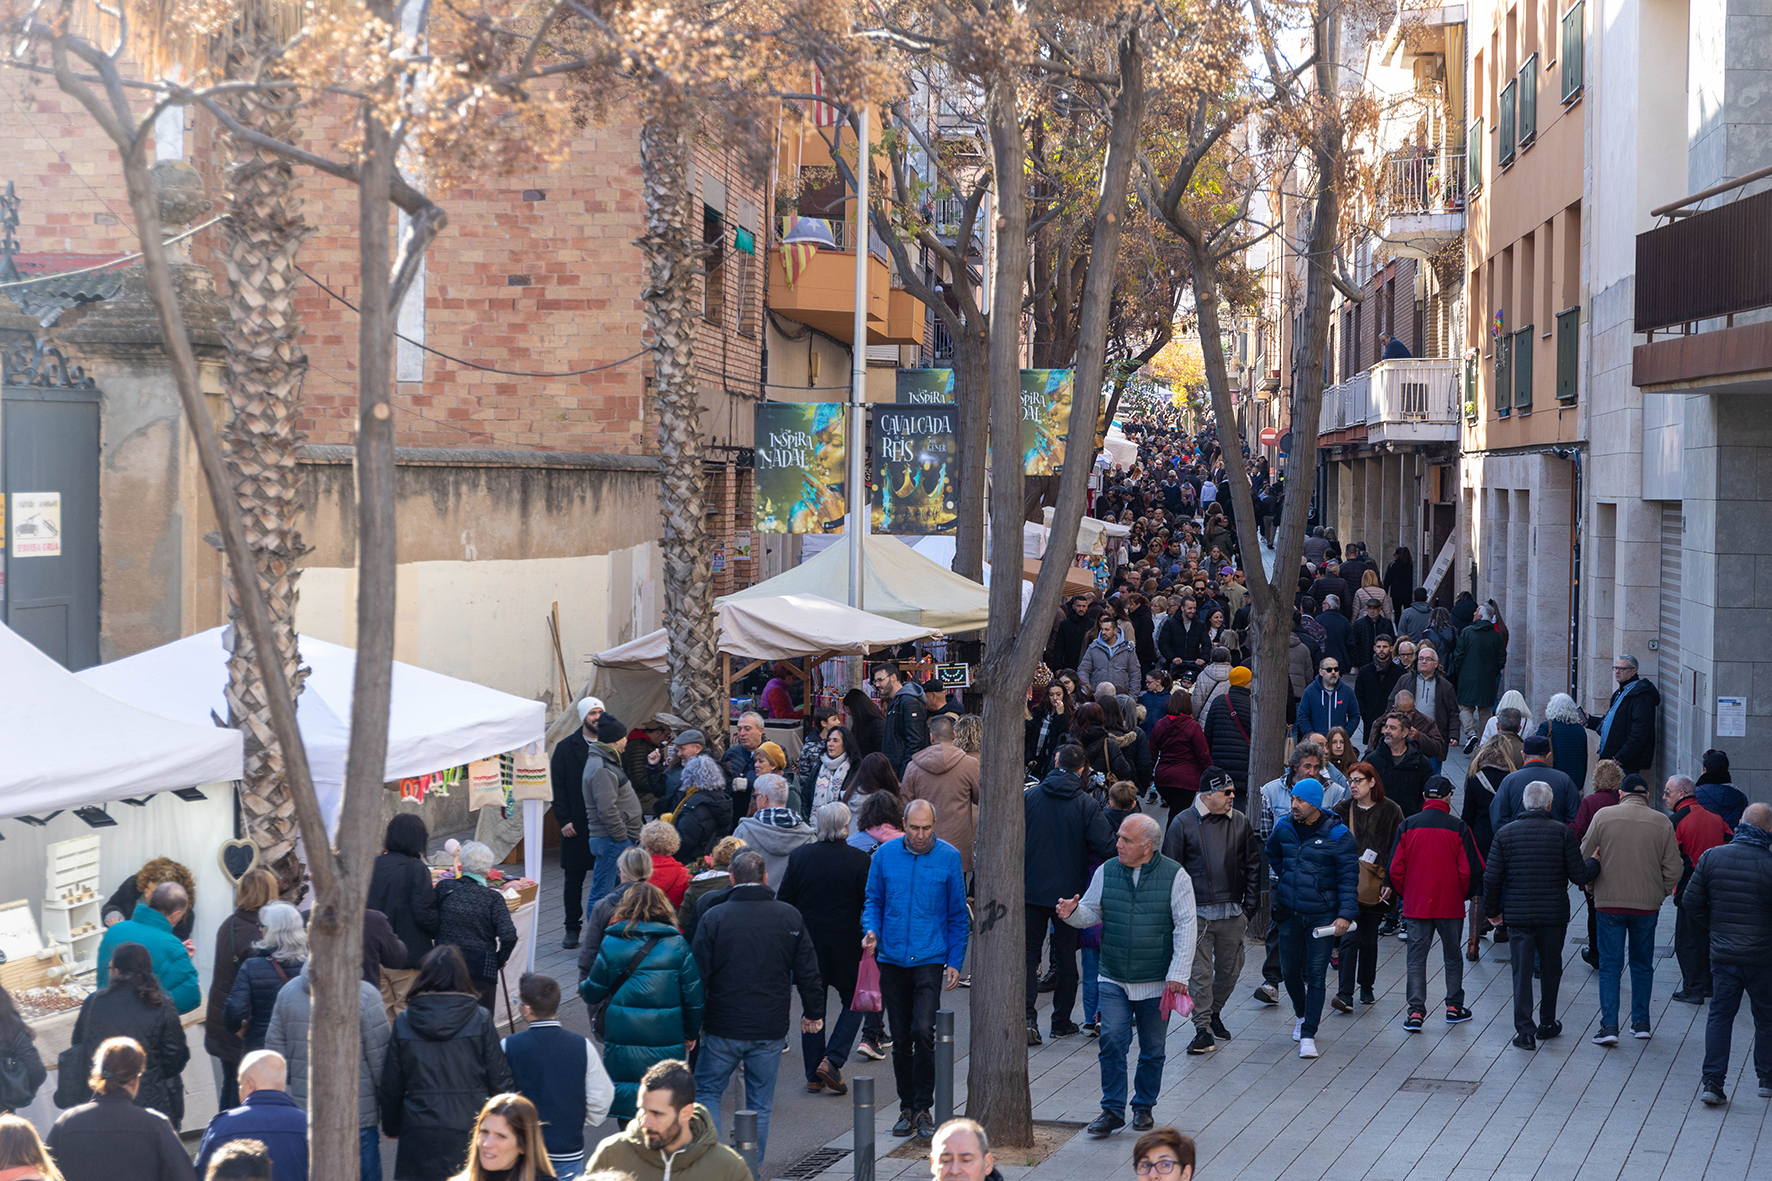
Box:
[217,14,312,881]
[641,109,722,740]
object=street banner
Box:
[872,404,958,534]
[895,369,956,404]
[1022,369,1075,474]
[754,403,848,533]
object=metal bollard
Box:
[853,1075,876,1181]
[735,1109,760,1180]
[934,1009,955,1126]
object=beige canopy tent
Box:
[579,593,938,737]
[722,532,989,633]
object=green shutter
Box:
[1514,327,1534,411]
[1500,82,1517,166]
[1519,55,1538,147]
[1469,119,1484,194]
[1495,333,1512,416]
[1562,3,1585,102]
[1556,306,1580,402]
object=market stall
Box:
[725,532,990,633]
[78,628,550,982]
[0,622,244,1061]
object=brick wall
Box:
[0,71,766,458]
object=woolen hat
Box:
[1523,734,1552,756]
[1200,766,1233,795]
[595,714,627,743]
[757,741,788,770]
[1290,777,1325,810]
[1228,666,1253,687]
[576,696,606,723]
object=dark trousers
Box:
[879,962,943,1115]
[1507,923,1565,1035]
[1336,904,1386,999]
[1702,961,1772,1087]
[1277,913,1335,1038]
[1026,905,1080,1028]
[563,864,590,931]
[1674,897,1713,994]
[1263,908,1282,985]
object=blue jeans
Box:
[1277,913,1335,1037]
[1096,981,1167,1116]
[1596,912,1658,1029]
[359,1126,380,1180]
[586,837,635,907]
[694,1034,785,1164]
[552,1159,585,1180]
[1702,960,1772,1087]
[1080,945,1101,1026]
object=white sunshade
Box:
[594,593,936,674]
[0,622,244,819]
[77,627,545,825]
[723,532,990,633]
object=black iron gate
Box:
[3,343,100,669]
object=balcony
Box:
[1318,359,1461,447]
[768,217,924,346]
[1377,151,1465,259]
[1633,183,1772,392]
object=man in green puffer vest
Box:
[1059,812,1196,1139]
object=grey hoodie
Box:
[583,742,644,842]
[732,810,817,887]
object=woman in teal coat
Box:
[578,883,704,1119]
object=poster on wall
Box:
[1021,369,1075,475]
[10,492,62,557]
[895,369,956,404]
[872,404,958,534]
[754,403,848,534]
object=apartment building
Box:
[1458,0,1586,710]
[1582,0,1772,796]
[0,72,774,700]
[1312,8,1468,598]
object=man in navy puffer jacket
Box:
[1264,778,1356,1061]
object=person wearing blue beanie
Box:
[1265,777,1358,1060]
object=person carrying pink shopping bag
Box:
[1058,813,1195,1140]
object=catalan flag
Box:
[783,238,819,287]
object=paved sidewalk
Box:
[799,889,1770,1181]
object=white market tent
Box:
[0,622,243,817]
[723,532,990,633]
[594,593,937,674]
[78,627,546,830]
[1103,424,1138,470]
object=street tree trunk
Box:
[217,10,312,884]
[641,109,723,741]
[953,332,989,581]
[970,30,1144,1147]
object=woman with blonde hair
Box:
[451,1093,556,1181]
[1480,689,1531,746]
[639,820,690,907]
[101,858,196,940]
[205,866,280,1108]
[0,1113,61,1180]
[46,1039,193,1180]
[1352,568,1391,617]
[223,900,307,1056]
[680,836,745,920]
[578,885,703,1121]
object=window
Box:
[733,251,759,338]
[1562,2,1585,102]
[1513,327,1534,412]
[702,205,726,326]
[1495,332,1512,416]
[1500,81,1517,167]
[1518,55,1539,148]
[1556,306,1580,402]
[1469,119,1484,193]
[1464,354,1479,419]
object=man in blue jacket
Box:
[1264,779,1357,1061]
[863,798,969,1142]
[196,1051,308,1181]
[1295,656,1360,741]
[95,881,201,1014]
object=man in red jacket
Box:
[1386,775,1486,1028]
[1667,774,1732,1004]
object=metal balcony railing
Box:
[1368,358,1460,425]
[1635,185,1772,333]
[1380,151,1467,216]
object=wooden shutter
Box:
[1556,306,1579,402]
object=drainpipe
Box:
[1551,445,1582,698]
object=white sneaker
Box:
[1298,1038,1319,1059]
[1293,1018,1304,1041]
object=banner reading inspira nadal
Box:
[754,403,848,533]
[872,404,958,534]
[895,369,956,403]
[1021,369,1074,474]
